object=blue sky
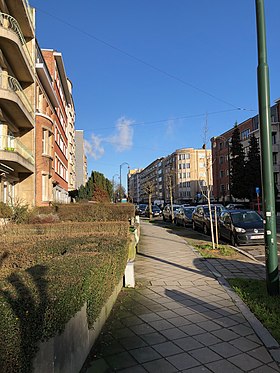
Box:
[30,0,280,189]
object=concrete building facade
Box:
[128,148,212,205]
[75,130,87,189]
[0,0,36,205]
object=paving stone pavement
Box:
[83,221,280,372]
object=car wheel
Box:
[230,234,236,247]
[203,224,208,235]
[192,221,196,230]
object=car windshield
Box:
[231,211,263,224]
[152,206,160,211]
[184,207,195,216]
[173,206,180,211]
[204,206,223,215]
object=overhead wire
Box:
[34,7,254,111]
[78,108,256,132]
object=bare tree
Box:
[143,181,155,221]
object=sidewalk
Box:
[83,221,280,372]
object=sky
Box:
[30,0,280,190]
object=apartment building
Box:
[128,148,213,205]
[42,49,71,204]
[211,100,280,202]
[66,78,76,192]
[0,0,36,205]
[35,43,58,206]
[75,130,87,189]
[164,148,212,204]
[128,168,142,204]
[139,158,164,204]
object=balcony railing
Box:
[0,72,33,115]
[0,12,33,67]
[0,134,34,165]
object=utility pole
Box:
[255,0,279,295]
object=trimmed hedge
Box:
[34,203,135,222]
[0,205,133,373]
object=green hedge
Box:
[0,203,134,373]
[35,203,135,222]
[0,235,129,373]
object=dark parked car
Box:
[162,204,181,222]
[174,206,196,227]
[136,204,148,216]
[192,204,226,234]
[218,209,264,246]
[144,205,162,217]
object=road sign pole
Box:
[255,0,279,295]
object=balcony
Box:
[0,12,34,83]
[0,73,34,128]
[0,134,34,173]
[5,0,35,40]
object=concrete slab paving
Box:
[81,221,280,372]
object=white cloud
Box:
[165,119,175,136]
[108,116,134,152]
[84,133,105,160]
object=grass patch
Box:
[193,243,237,258]
[228,278,280,344]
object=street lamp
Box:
[212,136,231,203]
[120,162,130,202]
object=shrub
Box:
[0,202,12,218]
[0,204,134,372]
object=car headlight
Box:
[235,227,246,233]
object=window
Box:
[42,174,48,201]
[220,170,224,178]
[199,162,205,168]
[219,142,223,150]
[241,129,250,140]
[273,153,277,165]
[272,132,277,145]
[186,163,190,169]
[219,156,224,164]
[186,181,190,187]
[185,153,190,159]
[186,172,190,178]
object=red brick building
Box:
[211,100,280,203]
[41,49,72,203]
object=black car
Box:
[136,204,148,216]
[225,203,246,210]
[192,204,226,234]
[218,209,264,246]
[174,206,196,227]
[144,205,162,218]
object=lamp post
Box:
[120,162,130,202]
[255,0,279,295]
[212,136,231,203]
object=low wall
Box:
[33,279,123,373]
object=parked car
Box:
[218,209,264,246]
[136,204,148,216]
[144,205,162,218]
[192,204,226,234]
[225,203,246,210]
[162,204,181,222]
[174,206,196,227]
